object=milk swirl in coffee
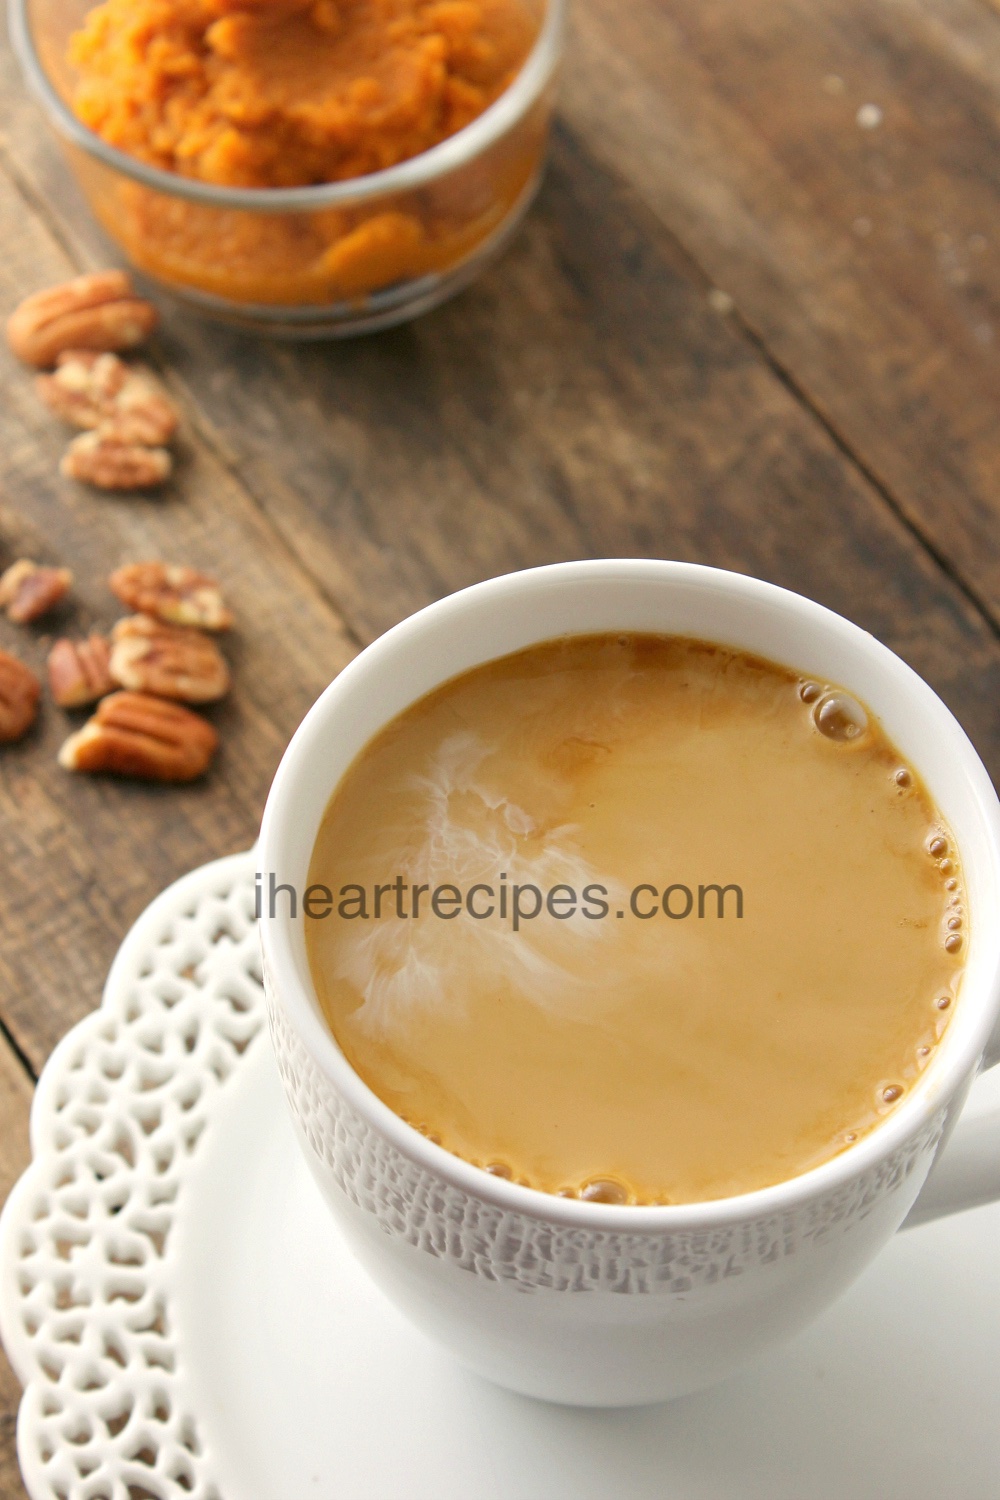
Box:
[306,634,965,1204]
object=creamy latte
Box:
[306,634,965,1204]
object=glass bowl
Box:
[9,0,564,337]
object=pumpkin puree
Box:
[68,0,541,304]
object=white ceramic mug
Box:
[258,560,1000,1407]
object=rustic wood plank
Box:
[1,28,998,767]
[0,1406,23,1500]
[558,0,1000,613]
[0,155,358,1076]
[169,124,1000,727]
[0,1036,35,1500]
[8,106,1000,763]
[5,0,1000,633]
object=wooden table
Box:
[1,0,999,1491]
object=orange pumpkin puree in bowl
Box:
[67,0,543,305]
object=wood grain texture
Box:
[0,145,358,1074]
[560,0,1000,612]
[5,1,1000,621]
[0,1039,34,1500]
[20,124,1000,762]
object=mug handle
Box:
[902,1024,1000,1228]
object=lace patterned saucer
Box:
[2,851,1000,1500]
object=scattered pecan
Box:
[37,351,179,446]
[109,615,230,704]
[0,559,73,624]
[0,651,41,743]
[60,431,172,491]
[47,634,115,709]
[58,691,218,781]
[7,271,159,369]
[108,562,233,631]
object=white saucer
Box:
[3,852,1000,1500]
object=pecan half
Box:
[0,559,73,623]
[108,562,233,630]
[109,615,230,703]
[58,691,218,781]
[37,351,179,446]
[61,432,172,491]
[48,634,115,709]
[7,271,159,368]
[0,651,41,742]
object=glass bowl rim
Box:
[8,0,565,213]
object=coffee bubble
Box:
[947,914,962,931]
[813,692,868,741]
[880,1084,904,1104]
[799,680,823,704]
[945,933,963,954]
[894,768,912,788]
[579,1178,630,1205]
[929,836,948,858]
[935,995,952,1010]
[484,1161,513,1179]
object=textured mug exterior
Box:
[258,561,1000,1405]
[265,961,958,1403]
